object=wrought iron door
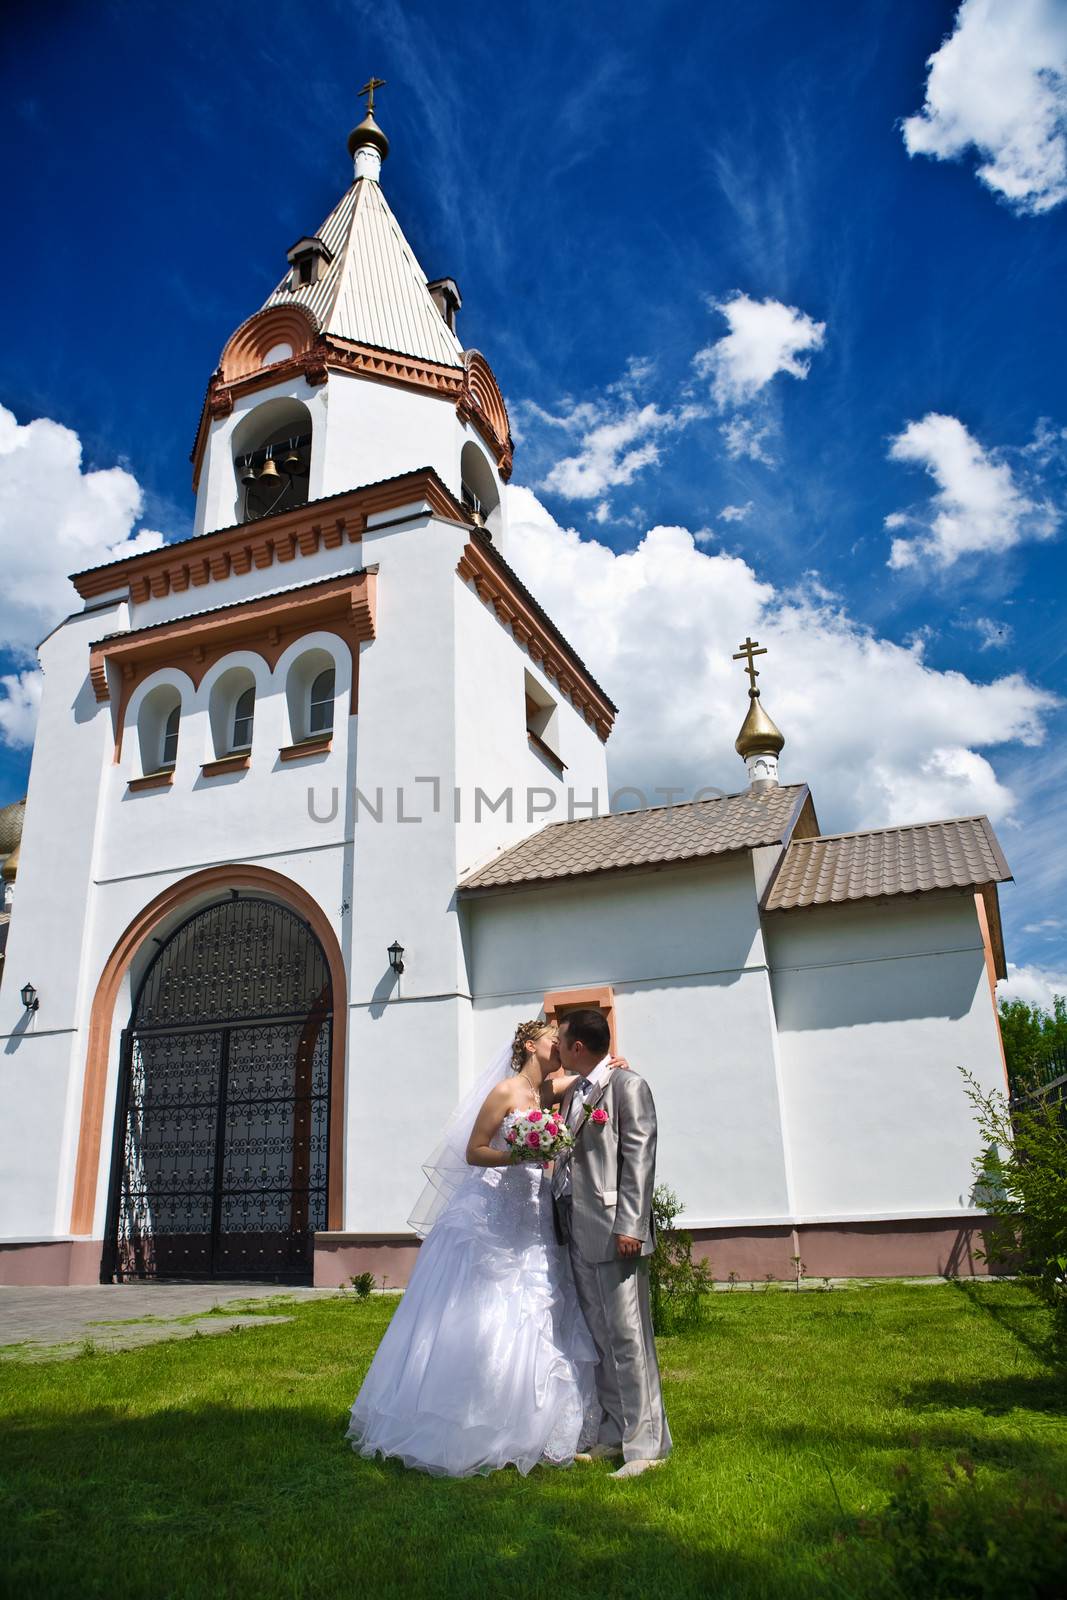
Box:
[104,896,332,1282]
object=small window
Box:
[161,705,180,769]
[298,257,313,286]
[525,671,565,772]
[232,686,255,752]
[309,668,335,735]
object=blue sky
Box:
[2,0,1066,995]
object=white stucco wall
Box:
[193,368,509,554]
[764,892,1007,1223]
[463,857,794,1230]
[0,602,122,1233]
[452,575,609,880]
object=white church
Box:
[0,95,1014,1289]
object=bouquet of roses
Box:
[502,1107,575,1165]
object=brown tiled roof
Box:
[761,815,1012,911]
[458,784,814,893]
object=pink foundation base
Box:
[0,1241,106,1285]
[2,1218,1011,1288]
[689,1217,1009,1282]
[313,1235,421,1289]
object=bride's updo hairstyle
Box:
[509,1019,554,1073]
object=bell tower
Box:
[190,85,514,552]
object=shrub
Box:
[649,1184,713,1333]
[347,1272,376,1300]
[961,1067,1067,1357]
[827,1451,1067,1598]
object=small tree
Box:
[961,1066,1067,1356]
[998,993,1067,1094]
[649,1184,714,1334]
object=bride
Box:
[346,1020,622,1477]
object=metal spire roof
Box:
[262,179,464,369]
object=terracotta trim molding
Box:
[72,470,462,603]
[219,303,320,384]
[126,770,173,793]
[458,540,615,741]
[543,986,617,1052]
[457,350,513,481]
[190,323,514,491]
[279,735,333,762]
[975,889,1010,1090]
[69,865,349,1239]
[201,752,251,778]
[88,569,376,761]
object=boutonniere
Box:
[584,1106,609,1128]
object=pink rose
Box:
[527,1110,543,1123]
[505,1131,517,1143]
[545,1121,559,1136]
[590,1108,609,1126]
[526,1132,541,1148]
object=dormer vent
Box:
[427,277,462,334]
[286,236,333,289]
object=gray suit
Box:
[553,1069,671,1462]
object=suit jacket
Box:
[553,1069,658,1263]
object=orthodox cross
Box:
[732,636,767,692]
[359,76,386,115]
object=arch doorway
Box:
[103,895,332,1283]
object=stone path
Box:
[0,1283,337,1361]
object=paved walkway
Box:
[0,1283,337,1360]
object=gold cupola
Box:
[348,76,390,179]
[732,638,784,788]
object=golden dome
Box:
[734,691,784,759]
[347,110,389,162]
[0,796,26,858]
[1,839,19,883]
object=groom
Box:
[552,1010,672,1478]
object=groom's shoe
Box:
[574,1444,624,1464]
[609,1458,667,1479]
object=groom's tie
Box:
[553,1076,591,1199]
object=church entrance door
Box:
[103,895,332,1283]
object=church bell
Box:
[256,457,282,484]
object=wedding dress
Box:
[346,1115,599,1477]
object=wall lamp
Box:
[20,982,39,1013]
[387,941,405,977]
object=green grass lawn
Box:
[1,1281,1064,1599]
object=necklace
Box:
[517,1067,540,1108]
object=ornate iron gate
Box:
[103,896,332,1282]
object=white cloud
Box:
[902,0,1067,216]
[718,501,754,523]
[540,400,706,502]
[968,616,1014,650]
[997,962,1067,1009]
[885,412,1060,570]
[0,405,165,747]
[720,417,775,463]
[694,293,826,409]
[0,669,42,751]
[506,483,1058,831]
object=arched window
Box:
[284,648,339,746]
[161,704,180,769]
[460,441,502,543]
[232,686,255,752]
[231,397,313,525]
[136,683,183,778]
[309,668,335,735]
